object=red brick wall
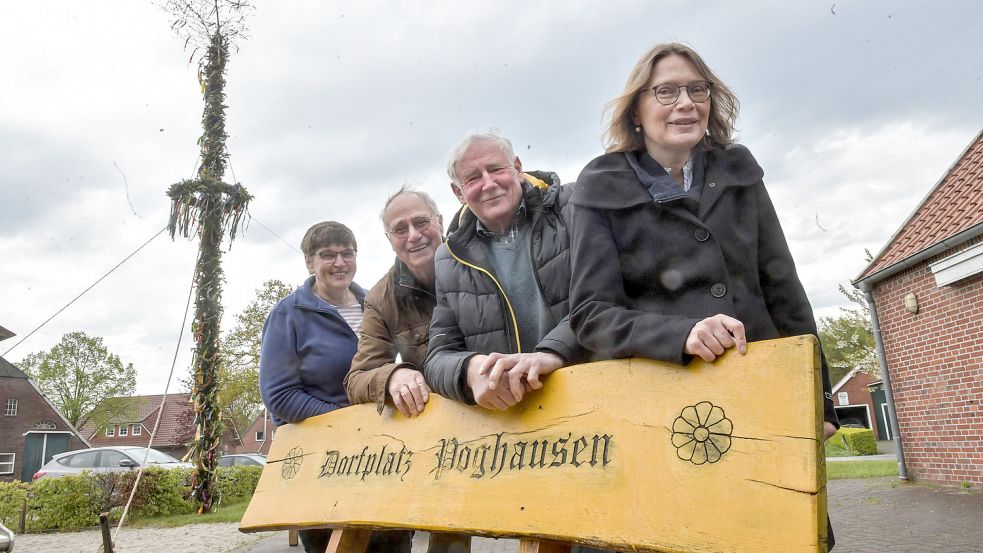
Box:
[234,411,274,455]
[834,371,882,437]
[872,238,983,486]
[0,378,87,482]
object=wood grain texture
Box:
[241,336,828,553]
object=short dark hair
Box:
[300,221,357,259]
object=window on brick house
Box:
[106,425,115,437]
[119,425,128,437]
[131,424,142,436]
[255,431,265,442]
[0,453,14,475]
[4,399,16,416]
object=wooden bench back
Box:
[240,336,829,553]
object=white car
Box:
[32,446,192,480]
[217,453,267,467]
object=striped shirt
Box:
[332,303,363,335]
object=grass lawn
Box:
[129,500,249,528]
[827,460,898,480]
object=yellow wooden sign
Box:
[241,336,828,553]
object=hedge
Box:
[1,464,262,532]
[834,427,877,456]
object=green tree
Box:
[818,285,878,385]
[217,279,291,434]
[18,331,137,429]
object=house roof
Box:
[0,355,29,379]
[81,393,195,447]
[0,325,14,342]
[857,129,983,282]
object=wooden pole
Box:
[99,512,114,553]
[18,495,26,534]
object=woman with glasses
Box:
[259,221,412,553]
[567,43,838,548]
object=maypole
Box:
[162,0,253,513]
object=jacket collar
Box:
[394,258,435,297]
[294,275,366,312]
[573,143,763,212]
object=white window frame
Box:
[0,453,14,475]
[131,423,142,436]
[106,425,115,437]
[255,430,265,442]
[4,398,16,416]
[118,425,128,437]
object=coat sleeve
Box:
[344,294,400,413]
[424,262,477,405]
[259,306,340,424]
[569,203,699,364]
[536,186,593,364]
[754,183,839,427]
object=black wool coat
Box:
[569,144,837,425]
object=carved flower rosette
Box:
[282,446,304,480]
[671,401,733,465]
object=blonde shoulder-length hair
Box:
[604,43,739,153]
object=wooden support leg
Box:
[288,529,299,547]
[518,539,572,553]
[327,528,372,553]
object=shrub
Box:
[118,467,195,518]
[0,481,29,528]
[216,465,262,504]
[29,473,104,530]
[835,427,877,455]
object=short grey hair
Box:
[379,184,442,228]
[446,129,517,186]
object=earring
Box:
[634,125,641,133]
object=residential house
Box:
[830,368,890,440]
[853,129,983,487]
[80,393,242,460]
[234,408,274,456]
[0,325,89,482]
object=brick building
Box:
[80,393,242,460]
[1,326,89,482]
[854,129,983,486]
[831,368,890,440]
[233,408,274,455]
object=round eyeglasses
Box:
[649,81,712,105]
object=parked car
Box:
[0,521,13,552]
[32,446,192,480]
[217,453,267,467]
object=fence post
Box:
[18,495,26,534]
[99,512,114,553]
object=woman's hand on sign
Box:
[387,368,430,418]
[684,314,747,362]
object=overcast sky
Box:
[2,0,981,394]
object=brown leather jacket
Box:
[344,259,435,412]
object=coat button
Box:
[710,283,727,297]
[708,181,716,188]
[694,228,710,242]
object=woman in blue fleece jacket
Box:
[259,221,411,553]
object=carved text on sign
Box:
[431,432,613,480]
[307,432,614,483]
